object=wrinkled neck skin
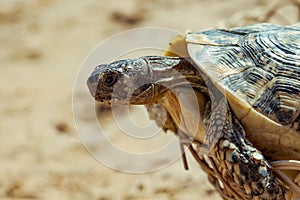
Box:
[145,56,206,98]
[143,56,209,141]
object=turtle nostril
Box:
[87,69,102,98]
[87,74,99,85]
[87,77,99,98]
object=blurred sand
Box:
[0,0,299,199]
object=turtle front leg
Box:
[204,106,286,200]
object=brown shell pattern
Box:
[187,23,300,129]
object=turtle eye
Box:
[104,74,118,87]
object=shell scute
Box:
[187,23,300,127]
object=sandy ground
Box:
[1,0,299,200]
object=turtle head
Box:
[87,58,156,105]
[87,56,205,105]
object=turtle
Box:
[86,23,300,199]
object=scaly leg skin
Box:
[206,105,286,200]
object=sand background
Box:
[1,0,299,199]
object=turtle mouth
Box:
[132,84,152,96]
[99,84,155,105]
[129,83,154,104]
[92,84,154,105]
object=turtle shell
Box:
[185,23,300,161]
